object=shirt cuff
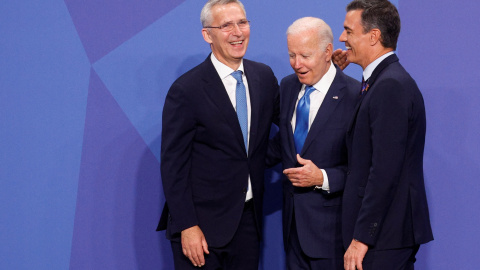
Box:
[320,169,329,192]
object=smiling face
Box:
[287,30,332,86]
[339,9,372,69]
[202,3,249,70]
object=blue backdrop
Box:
[1,0,479,269]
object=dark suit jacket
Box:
[157,55,279,248]
[342,54,433,250]
[267,65,359,258]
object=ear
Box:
[324,43,333,61]
[370,29,381,46]
[202,28,213,44]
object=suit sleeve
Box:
[265,132,281,168]
[161,81,198,235]
[353,78,410,246]
[323,166,347,194]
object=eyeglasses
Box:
[204,20,250,32]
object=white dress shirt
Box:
[291,61,337,192]
[211,53,253,201]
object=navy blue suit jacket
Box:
[342,54,434,250]
[268,65,359,258]
[157,55,279,248]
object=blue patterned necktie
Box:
[231,71,248,151]
[294,85,316,154]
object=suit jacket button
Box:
[347,170,350,175]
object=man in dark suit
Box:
[339,1,434,269]
[267,17,359,270]
[157,0,278,269]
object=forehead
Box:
[211,3,246,22]
[344,10,363,28]
[287,31,320,51]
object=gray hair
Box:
[286,17,333,51]
[200,0,247,27]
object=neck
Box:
[212,51,242,70]
[361,47,394,70]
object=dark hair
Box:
[346,0,400,50]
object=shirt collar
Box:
[210,53,244,80]
[363,51,394,81]
[307,61,336,94]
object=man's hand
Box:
[283,154,323,187]
[344,239,368,270]
[332,48,350,70]
[181,225,209,267]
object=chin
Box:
[299,80,311,85]
[231,51,246,59]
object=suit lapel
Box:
[286,78,303,161]
[301,67,346,155]
[347,54,399,133]
[201,56,247,152]
[244,62,260,156]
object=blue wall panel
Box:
[398,1,480,268]
[0,0,90,269]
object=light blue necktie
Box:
[231,71,248,151]
[294,85,316,154]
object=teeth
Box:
[231,41,242,45]
[346,46,352,50]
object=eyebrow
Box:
[221,18,247,23]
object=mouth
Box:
[230,40,243,45]
[296,70,309,76]
[345,46,352,50]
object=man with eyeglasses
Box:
[157,0,279,269]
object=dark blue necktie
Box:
[231,71,248,151]
[294,85,316,154]
[360,77,369,95]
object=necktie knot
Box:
[231,70,243,83]
[304,85,316,98]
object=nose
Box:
[339,30,346,42]
[232,23,242,35]
[292,57,302,69]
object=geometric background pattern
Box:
[1,0,479,269]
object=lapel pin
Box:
[333,96,338,99]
